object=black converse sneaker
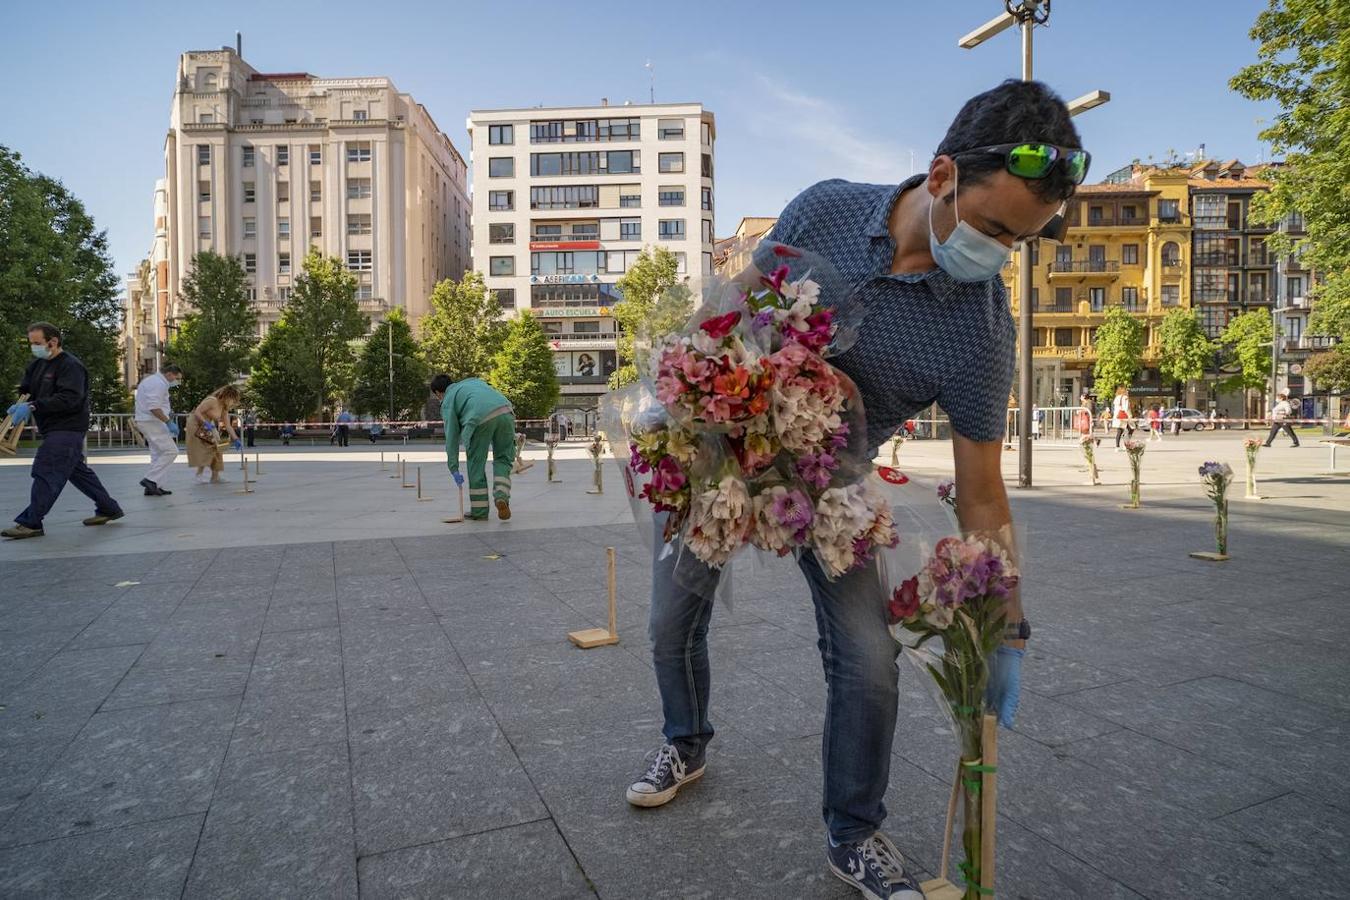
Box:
[625,743,705,808]
[827,832,925,900]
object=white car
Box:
[1163,408,1210,431]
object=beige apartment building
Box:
[121,180,171,386]
[162,46,470,337]
[467,101,716,406]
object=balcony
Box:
[1033,345,1092,361]
[357,298,389,314]
[1161,263,1185,278]
[1036,303,1076,314]
[1079,213,1148,229]
[1283,334,1340,353]
[1048,260,1120,279]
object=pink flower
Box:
[650,455,687,493]
[760,264,789,294]
[699,311,742,340]
[888,577,921,623]
[629,442,650,474]
[770,488,814,540]
[679,353,715,387]
[796,452,837,490]
[772,245,802,258]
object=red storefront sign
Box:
[529,241,601,251]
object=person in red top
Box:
[1147,404,1162,442]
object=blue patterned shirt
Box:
[764,176,1016,450]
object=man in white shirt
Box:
[1263,392,1301,448]
[134,363,183,495]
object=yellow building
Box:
[1003,168,1192,405]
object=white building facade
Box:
[163,47,470,335]
[467,101,716,406]
[121,179,171,387]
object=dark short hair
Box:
[161,363,183,375]
[429,374,453,394]
[936,80,1083,203]
[27,322,62,345]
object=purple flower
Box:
[752,310,776,329]
[629,442,650,474]
[828,423,851,451]
[771,489,814,540]
[796,452,837,490]
[937,479,955,501]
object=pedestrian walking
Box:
[280,423,295,446]
[1075,393,1093,436]
[1263,392,1301,447]
[134,362,183,496]
[1031,403,1043,439]
[186,385,242,484]
[429,373,515,521]
[1148,404,1162,442]
[242,408,257,448]
[369,418,383,443]
[334,408,353,447]
[1112,386,1135,449]
[3,322,124,539]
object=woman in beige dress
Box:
[187,385,242,483]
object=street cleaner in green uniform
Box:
[430,373,516,521]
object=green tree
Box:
[487,312,559,419]
[1219,307,1273,391]
[1303,346,1350,393]
[286,250,367,415]
[1157,308,1214,398]
[247,318,314,422]
[166,251,257,401]
[420,272,508,382]
[1231,1,1350,341]
[610,247,692,388]
[1091,307,1146,396]
[351,308,430,420]
[0,146,124,410]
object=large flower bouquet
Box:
[621,244,895,578]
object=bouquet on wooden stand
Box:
[1122,439,1146,508]
[586,431,608,494]
[1190,461,1234,562]
[1080,434,1101,485]
[1242,437,1262,499]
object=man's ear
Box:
[927,155,955,198]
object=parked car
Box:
[1162,408,1209,431]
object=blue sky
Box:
[2,0,1277,282]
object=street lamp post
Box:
[958,0,1108,488]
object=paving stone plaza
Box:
[0,435,1346,898]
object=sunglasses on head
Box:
[958,142,1092,185]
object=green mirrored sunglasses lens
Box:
[1065,151,1089,183]
[1007,144,1055,178]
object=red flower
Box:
[699,311,742,340]
[772,244,802,258]
[760,264,790,294]
[887,577,921,623]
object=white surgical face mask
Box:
[928,167,1014,282]
[167,378,181,389]
[30,343,51,360]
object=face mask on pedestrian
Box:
[30,342,51,360]
[167,378,181,389]
[928,165,1014,282]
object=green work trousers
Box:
[466,413,516,519]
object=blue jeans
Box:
[649,532,900,843]
[15,431,122,529]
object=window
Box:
[198,180,211,202]
[489,157,515,178]
[701,187,713,212]
[243,253,257,273]
[570,223,599,236]
[243,217,257,239]
[489,124,514,145]
[529,185,598,210]
[1162,285,1180,307]
[1054,327,1075,347]
[1158,199,1180,222]
[1161,241,1180,267]
[702,219,714,243]
[620,218,641,241]
[352,109,367,121]
[278,287,292,303]
[346,142,371,163]
[347,250,372,272]
[1122,244,1139,266]
[1122,204,1138,222]
[242,146,255,168]
[279,252,291,275]
[529,151,639,176]
[658,119,685,140]
[659,219,686,240]
[1089,287,1105,311]
[675,252,688,275]
[243,182,256,203]
[347,178,372,199]
[606,250,642,273]
[490,256,515,276]
[347,214,372,235]
[542,321,563,335]
[535,224,562,237]
[702,154,713,178]
[310,216,322,238]
[355,284,373,301]
[309,145,321,166]
[531,250,604,276]
[606,150,637,174]
[599,118,639,140]
[277,183,289,204]
[1054,287,1072,311]
[619,190,641,208]
[276,145,289,167]
[1286,212,1305,231]
[278,218,290,239]
[494,288,516,310]
[1054,245,1072,266]
[659,152,684,173]
[659,187,685,207]
[198,216,211,239]
[489,190,514,211]
[1122,287,1140,310]
[310,180,321,202]
[1287,276,1304,301]
[573,320,601,334]
[701,122,712,145]
[197,144,211,165]
[702,252,713,275]
[489,223,514,244]
[1088,205,1104,224]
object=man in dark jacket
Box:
[2,323,124,539]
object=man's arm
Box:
[442,393,461,472]
[39,360,88,415]
[951,433,1024,648]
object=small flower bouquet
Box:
[586,431,608,494]
[1123,438,1146,508]
[1242,437,1262,499]
[936,479,959,531]
[887,534,1020,900]
[1080,433,1101,485]
[1198,461,1234,557]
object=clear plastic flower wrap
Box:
[601,242,889,603]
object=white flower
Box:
[685,475,753,568]
[781,277,821,305]
[783,295,815,333]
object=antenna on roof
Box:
[645,60,655,104]
[236,31,242,57]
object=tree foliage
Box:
[166,251,257,403]
[1157,308,1214,391]
[285,250,367,415]
[610,247,692,388]
[351,308,430,420]
[1219,307,1274,391]
[420,271,508,382]
[487,312,559,419]
[1231,0,1350,340]
[0,146,124,410]
[247,318,313,423]
[1302,346,1350,393]
[1091,307,1146,396]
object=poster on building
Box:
[552,354,572,377]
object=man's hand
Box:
[7,402,32,425]
[985,645,1024,728]
[166,421,180,438]
[452,471,465,487]
[230,439,242,450]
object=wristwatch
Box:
[1005,618,1031,640]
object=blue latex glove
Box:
[452,471,465,487]
[985,645,1024,728]
[166,421,180,438]
[230,439,242,450]
[203,421,217,433]
[7,402,32,425]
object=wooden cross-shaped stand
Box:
[568,547,619,648]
